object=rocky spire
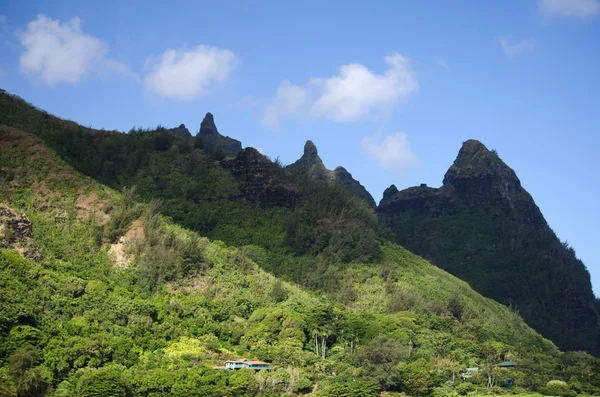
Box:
[286,140,376,207]
[196,112,242,158]
[200,112,218,135]
[303,140,318,157]
[383,184,399,199]
[286,140,328,180]
[443,139,522,186]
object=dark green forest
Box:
[0,89,599,396]
[377,140,600,356]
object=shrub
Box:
[488,385,506,395]
[292,377,313,393]
[431,386,459,397]
[455,382,475,395]
[509,387,528,395]
[539,380,576,397]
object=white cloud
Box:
[263,81,310,129]
[498,36,536,57]
[143,45,238,101]
[539,0,600,18]
[18,14,133,86]
[263,53,419,129]
[360,131,417,176]
[437,57,450,71]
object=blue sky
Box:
[1,0,599,295]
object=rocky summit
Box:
[196,112,242,158]
[378,139,600,354]
[287,140,376,207]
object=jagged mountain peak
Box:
[378,138,599,354]
[286,140,376,207]
[286,140,327,178]
[382,184,399,200]
[196,112,242,158]
[443,139,516,186]
[458,138,488,155]
[200,112,217,134]
[304,140,319,157]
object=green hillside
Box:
[377,140,600,356]
[0,90,599,396]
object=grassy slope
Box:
[1,90,598,395]
[0,125,570,396]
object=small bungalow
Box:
[214,359,271,371]
[460,367,479,380]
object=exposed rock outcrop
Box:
[378,139,600,355]
[108,219,145,269]
[220,148,300,208]
[0,204,42,261]
[196,113,242,158]
[287,141,376,208]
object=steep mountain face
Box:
[2,87,599,364]
[287,141,376,207]
[220,147,301,208]
[1,125,576,396]
[378,139,600,355]
[196,112,242,158]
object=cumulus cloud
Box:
[539,0,600,18]
[263,81,310,128]
[143,45,238,101]
[360,131,417,175]
[498,36,536,57]
[263,53,419,129]
[18,14,133,85]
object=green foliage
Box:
[292,377,312,393]
[77,366,128,397]
[455,381,475,395]
[431,386,459,397]
[103,187,141,243]
[8,346,51,397]
[539,380,577,397]
[286,180,380,263]
[317,377,379,397]
[379,155,600,354]
[0,89,598,397]
[270,280,287,303]
[356,335,405,390]
[400,358,433,396]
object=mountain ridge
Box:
[1,88,598,357]
[286,140,376,208]
[378,139,600,355]
[1,122,584,396]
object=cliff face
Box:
[287,141,376,208]
[220,148,301,208]
[196,113,242,158]
[378,139,600,355]
[0,203,41,261]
